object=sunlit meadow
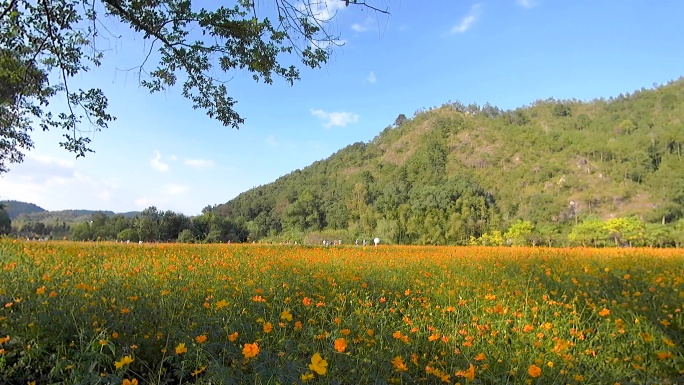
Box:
[1,240,682,384]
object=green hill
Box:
[1,200,46,219]
[212,79,684,245]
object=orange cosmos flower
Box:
[242,342,260,358]
[122,379,138,385]
[657,351,673,360]
[263,322,273,333]
[475,352,486,361]
[195,334,207,343]
[302,297,312,306]
[528,364,542,378]
[36,286,46,295]
[598,308,610,317]
[228,332,238,342]
[334,338,347,352]
[294,321,303,330]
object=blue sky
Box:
[2,0,684,215]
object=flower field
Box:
[1,240,682,384]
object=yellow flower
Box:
[309,353,328,375]
[242,342,260,358]
[334,338,347,353]
[391,356,408,372]
[280,309,293,322]
[455,364,475,381]
[192,366,207,376]
[122,379,138,385]
[215,299,229,310]
[175,342,188,355]
[114,355,134,369]
[301,372,315,382]
[528,364,542,378]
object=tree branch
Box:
[348,1,390,14]
[0,0,17,20]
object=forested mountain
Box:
[212,79,684,245]
[1,200,46,219]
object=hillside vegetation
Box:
[212,79,684,245]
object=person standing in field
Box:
[374,237,380,247]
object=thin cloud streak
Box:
[451,4,482,34]
[310,109,360,128]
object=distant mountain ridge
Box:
[1,200,139,221]
[1,200,46,219]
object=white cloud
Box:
[517,0,535,8]
[351,16,376,33]
[134,197,155,208]
[307,0,347,21]
[29,153,75,169]
[451,4,482,34]
[351,23,368,32]
[310,109,360,128]
[164,183,190,195]
[0,154,121,210]
[184,158,215,169]
[367,71,377,84]
[97,189,111,202]
[150,151,169,172]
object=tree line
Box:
[7,206,248,243]
[5,206,683,247]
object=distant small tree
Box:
[504,220,534,246]
[71,222,93,241]
[0,208,10,235]
[568,217,608,247]
[117,228,139,242]
[552,103,572,117]
[476,230,504,246]
[177,229,195,243]
[393,114,408,127]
